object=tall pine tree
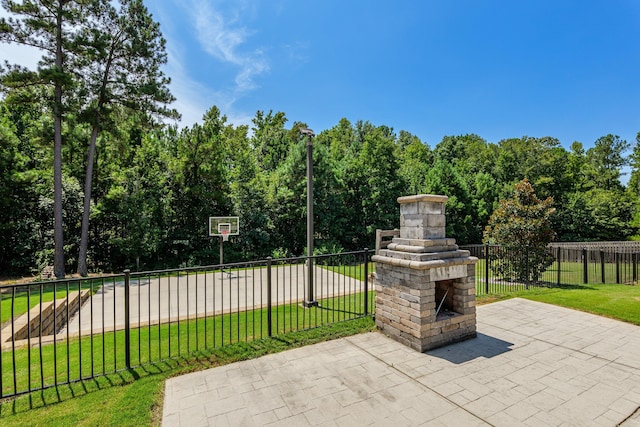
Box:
[74,0,177,276]
[1,0,93,277]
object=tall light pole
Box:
[300,127,317,307]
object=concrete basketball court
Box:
[162,298,640,426]
[62,265,363,335]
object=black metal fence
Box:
[460,244,640,295]
[0,250,372,399]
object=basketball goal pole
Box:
[301,127,317,307]
[219,236,223,265]
[219,231,229,265]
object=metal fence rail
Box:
[0,250,372,399]
[461,244,640,295]
[550,241,640,252]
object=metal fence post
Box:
[364,248,369,316]
[616,252,620,284]
[601,250,605,284]
[266,257,272,337]
[556,247,561,286]
[582,248,588,284]
[525,245,530,289]
[633,253,638,283]
[484,244,489,294]
[124,269,131,369]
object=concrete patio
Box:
[162,298,640,426]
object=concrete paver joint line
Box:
[344,335,492,426]
[479,302,640,372]
[162,299,640,427]
[514,335,626,374]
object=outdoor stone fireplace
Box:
[372,194,478,351]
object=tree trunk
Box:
[53,99,64,278]
[77,124,99,276]
[77,41,112,277]
[53,1,65,279]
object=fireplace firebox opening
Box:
[435,279,459,319]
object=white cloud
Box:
[141,0,271,129]
[157,0,270,128]
[1,2,259,130]
[163,44,217,126]
[283,41,310,66]
[190,0,269,94]
[164,43,254,129]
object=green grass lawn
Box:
[474,258,637,290]
[477,283,640,325]
[322,262,374,282]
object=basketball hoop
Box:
[209,216,238,265]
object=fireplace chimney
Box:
[372,194,478,351]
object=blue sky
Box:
[145,0,640,151]
[1,1,639,151]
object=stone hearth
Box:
[372,194,478,351]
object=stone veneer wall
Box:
[373,194,478,352]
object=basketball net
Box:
[221,229,230,242]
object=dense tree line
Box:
[2,2,639,277]
[2,97,639,276]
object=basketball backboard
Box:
[209,216,240,237]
